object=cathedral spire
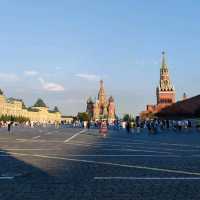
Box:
[98,80,106,105]
[100,80,103,88]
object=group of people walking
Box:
[78,118,199,135]
[124,119,195,134]
[1,117,199,137]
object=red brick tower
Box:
[156,52,176,111]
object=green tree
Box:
[54,106,59,112]
[77,112,89,122]
[0,114,29,123]
[34,98,47,107]
[123,114,130,122]
[123,114,135,122]
[73,116,78,122]
[0,89,3,95]
[21,100,27,109]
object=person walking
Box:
[99,120,108,138]
[8,121,13,135]
[178,120,182,132]
[126,121,131,134]
[87,120,91,130]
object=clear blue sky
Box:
[0,0,199,116]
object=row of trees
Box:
[0,115,30,123]
[77,112,89,122]
[122,114,135,122]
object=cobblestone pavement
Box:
[0,127,200,199]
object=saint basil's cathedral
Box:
[86,80,116,121]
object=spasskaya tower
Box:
[156,51,176,110]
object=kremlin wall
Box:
[157,95,200,118]
[0,91,61,123]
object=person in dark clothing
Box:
[188,120,192,129]
[147,122,151,134]
[166,120,170,129]
[8,122,13,135]
[126,121,131,134]
[87,121,90,130]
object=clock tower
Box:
[156,52,176,110]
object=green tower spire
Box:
[161,51,168,69]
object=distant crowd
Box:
[0,118,200,135]
[70,118,200,134]
[122,119,200,134]
[0,120,60,134]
